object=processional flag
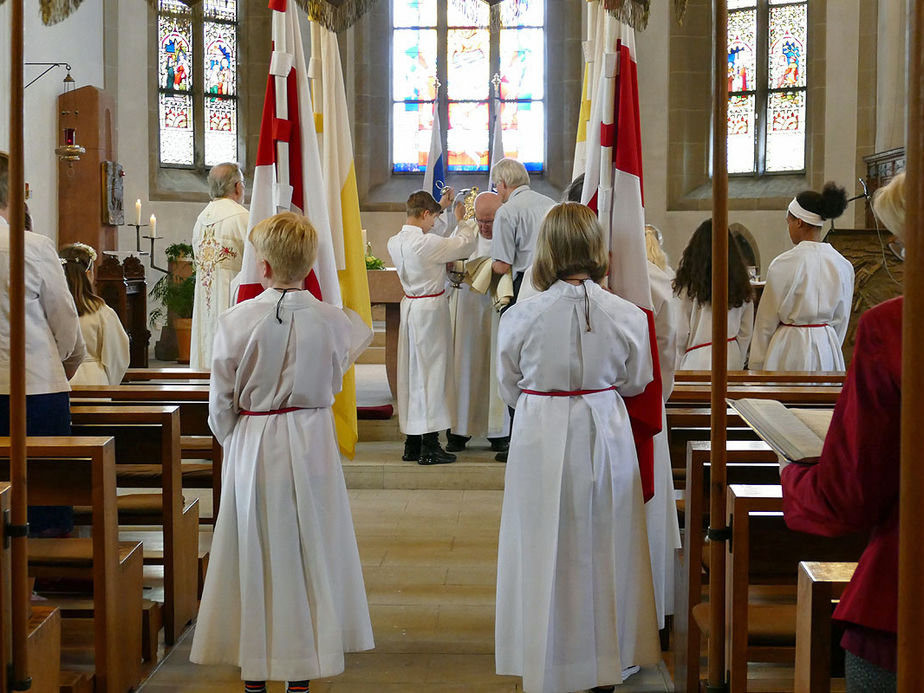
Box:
[422,102,446,201]
[581,19,662,502]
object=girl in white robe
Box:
[750,183,855,371]
[495,203,661,693]
[59,244,130,386]
[673,220,755,370]
[190,213,374,690]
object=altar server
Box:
[388,191,477,465]
[446,191,510,455]
[673,220,754,370]
[495,202,660,693]
[749,183,854,371]
[60,243,130,386]
[191,212,374,691]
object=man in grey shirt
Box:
[490,158,556,303]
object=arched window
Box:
[727,0,807,174]
[391,0,545,175]
[157,0,239,168]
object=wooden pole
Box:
[707,0,729,690]
[899,2,924,689]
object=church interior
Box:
[0,0,921,691]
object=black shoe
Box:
[418,439,457,465]
[402,435,421,462]
[445,431,470,452]
[488,436,509,453]
[592,687,616,692]
[494,450,507,462]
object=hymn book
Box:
[727,398,834,464]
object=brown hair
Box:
[249,211,318,284]
[532,203,608,291]
[406,190,441,218]
[59,244,106,316]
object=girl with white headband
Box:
[749,182,855,371]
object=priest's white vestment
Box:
[676,291,754,370]
[190,289,374,681]
[449,233,510,439]
[749,241,854,371]
[190,197,249,370]
[495,280,661,693]
[645,261,682,629]
[69,304,130,386]
[387,221,477,435]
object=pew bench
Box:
[0,437,144,693]
[674,370,845,385]
[669,384,842,407]
[123,368,210,382]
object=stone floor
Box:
[136,488,674,693]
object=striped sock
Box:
[244,682,266,693]
[287,681,310,693]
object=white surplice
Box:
[646,262,682,629]
[190,289,374,682]
[69,305,130,386]
[190,197,249,370]
[449,234,510,439]
[675,290,754,370]
[495,280,661,693]
[749,241,854,371]
[387,221,477,435]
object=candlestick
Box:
[149,214,157,239]
[135,199,141,226]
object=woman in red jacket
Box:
[780,172,905,692]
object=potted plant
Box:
[150,243,196,363]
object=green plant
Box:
[165,242,194,261]
[365,254,385,270]
[150,243,196,328]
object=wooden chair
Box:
[795,561,857,693]
[70,405,200,646]
[0,437,144,693]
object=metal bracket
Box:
[4,510,29,549]
[706,526,732,542]
[704,683,728,693]
[7,664,32,691]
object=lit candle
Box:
[361,228,368,249]
[135,199,142,226]
[149,214,157,238]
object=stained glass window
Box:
[726,0,807,174]
[391,0,546,174]
[157,0,239,168]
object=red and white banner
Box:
[234,0,341,307]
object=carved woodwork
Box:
[96,254,150,367]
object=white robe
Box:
[387,222,477,435]
[69,305,130,386]
[749,241,854,371]
[449,234,510,439]
[190,197,249,370]
[495,280,661,693]
[675,291,754,370]
[645,262,682,629]
[190,289,374,681]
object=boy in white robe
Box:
[191,212,374,692]
[387,191,477,464]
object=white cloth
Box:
[514,263,540,302]
[491,185,556,276]
[387,222,477,435]
[449,234,510,438]
[190,289,374,681]
[0,218,85,394]
[190,198,249,370]
[70,305,130,386]
[645,261,682,629]
[495,280,661,693]
[675,291,754,370]
[749,241,854,371]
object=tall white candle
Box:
[135,199,142,226]
[361,228,368,249]
[150,214,157,238]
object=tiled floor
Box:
[137,488,674,692]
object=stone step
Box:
[343,441,506,491]
[359,415,402,442]
[357,345,385,365]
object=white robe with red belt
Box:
[675,291,754,370]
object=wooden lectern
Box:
[96,254,150,367]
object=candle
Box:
[150,214,157,238]
[135,199,142,226]
[361,228,368,249]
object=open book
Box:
[727,398,834,464]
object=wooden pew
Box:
[674,370,845,385]
[719,485,866,692]
[70,405,199,646]
[70,385,221,521]
[795,561,856,693]
[0,437,143,693]
[123,368,210,382]
[669,384,842,406]
[666,408,756,490]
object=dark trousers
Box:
[0,392,73,536]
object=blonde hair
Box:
[645,224,669,271]
[59,243,105,316]
[249,212,318,284]
[872,173,906,240]
[532,203,608,291]
[490,157,530,189]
